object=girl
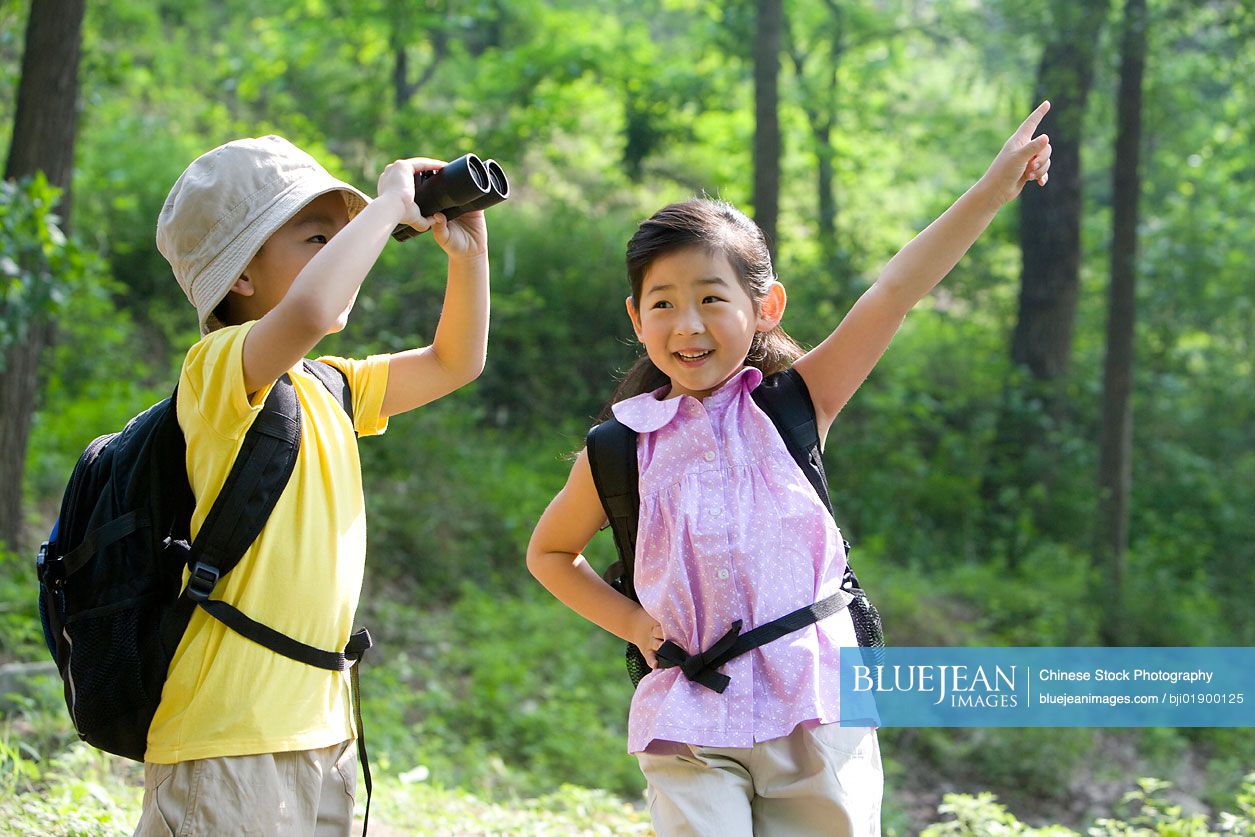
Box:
[527,103,1053,836]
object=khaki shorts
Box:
[134,740,357,836]
[637,724,882,837]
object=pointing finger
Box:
[1016,100,1051,141]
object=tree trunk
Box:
[786,27,841,280]
[816,122,836,260]
[0,0,86,550]
[1011,1,1109,380]
[814,0,843,278]
[1095,0,1147,646]
[393,37,411,110]
[753,0,782,262]
[980,0,1108,567]
[4,0,83,196]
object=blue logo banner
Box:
[837,647,1253,727]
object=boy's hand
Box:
[377,156,442,234]
[377,156,488,259]
[431,208,488,260]
[630,608,665,669]
[980,100,1053,206]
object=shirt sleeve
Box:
[178,322,272,440]
[315,353,391,437]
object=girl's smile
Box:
[675,349,714,365]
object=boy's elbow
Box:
[466,354,487,383]
[444,352,486,391]
[283,294,342,336]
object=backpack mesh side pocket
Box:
[626,643,650,688]
[848,589,885,667]
[62,591,175,761]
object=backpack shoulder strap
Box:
[303,359,354,425]
[189,360,352,578]
[585,417,640,601]
[751,367,834,519]
[187,372,302,582]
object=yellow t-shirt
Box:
[146,322,389,763]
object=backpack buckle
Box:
[186,562,220,601]
[36,541,59,584]
[345,627,373,662]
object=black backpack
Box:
[35,360,373,788]
[586,367,884,691]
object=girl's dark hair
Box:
[598,198,804,420]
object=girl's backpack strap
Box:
[585,417,640,601]
[751,367,835,519]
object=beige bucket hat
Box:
[156,135,371,334]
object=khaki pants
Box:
[134,740,357,836]
[637,724,882,837]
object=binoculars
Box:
[391,153,509,241]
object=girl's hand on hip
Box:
[630,608,665,669]
[980,100,1053,205]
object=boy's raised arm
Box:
[794,102,1053,441]
[241,158,439,395]
[379,210,490,418]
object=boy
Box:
[136,135,489,834]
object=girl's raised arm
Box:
[793,101,1053,442]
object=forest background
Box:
[0,0,1252,833]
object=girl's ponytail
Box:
[747,327,806,375]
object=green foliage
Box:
[0,175,105,367]
[351,403,585,594]
[24,279,161,524]
[358,584,643,800]
[0,670,143,835]
[371,780,650,834]
[0,548,41,661]
[0,738,142,836]
[924,791,1080,835]
[930,727,1096,807]
[922,775,1255,836]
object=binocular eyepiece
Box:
[391,153,509,241]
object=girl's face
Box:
[627,246,784,400]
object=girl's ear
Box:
[756,281,787,332]
[625,295,644,340]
